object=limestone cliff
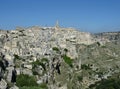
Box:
[0,26,120,89]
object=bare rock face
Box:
[95,32,120,40]
[10,85,19,89]
[7,66,14,82]
[58,84,67,89]
[0,26,95,57]
[0,26,120,89]
[0,79,7,89]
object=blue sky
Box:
[0,0,120,33]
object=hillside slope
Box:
[0,26,120,89]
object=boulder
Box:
[10,85,19,89]
[0,79,7,89]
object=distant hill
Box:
[0,26,120,89]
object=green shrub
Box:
[14,54,24,63]
[101,45,106,48]
[97,72,103,78]
[14,54,19,59]
[41,58,49,63]
[32,60,46,70]
[52,47,59,52]
[81,64,91,70]
[20,83,48,89]
[96,78,120,89]
[32,70,39,75]
[20,86,43,89]
[20,84,48,89]
[96,42,101,46]
[32,60,40,69]
[39,62,46,70]
[39,83,48,89]
[62,55,73,67]
[32,60,40,65]
[16,74,38,87]
[64,48,68,52]
[77,76,83,81]
[89,76,120,89]
[14,54,20,62]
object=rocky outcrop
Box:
[0,26,120,89]
[10,85,19,89]
[0,27,96,73]
[94,31,120,42]
[0,79,7,89]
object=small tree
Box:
[52,47,59,52]
[97,42,101,46]
[16,74,38,87]
[62,55,73,67]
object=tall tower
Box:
[55,20,59,28]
